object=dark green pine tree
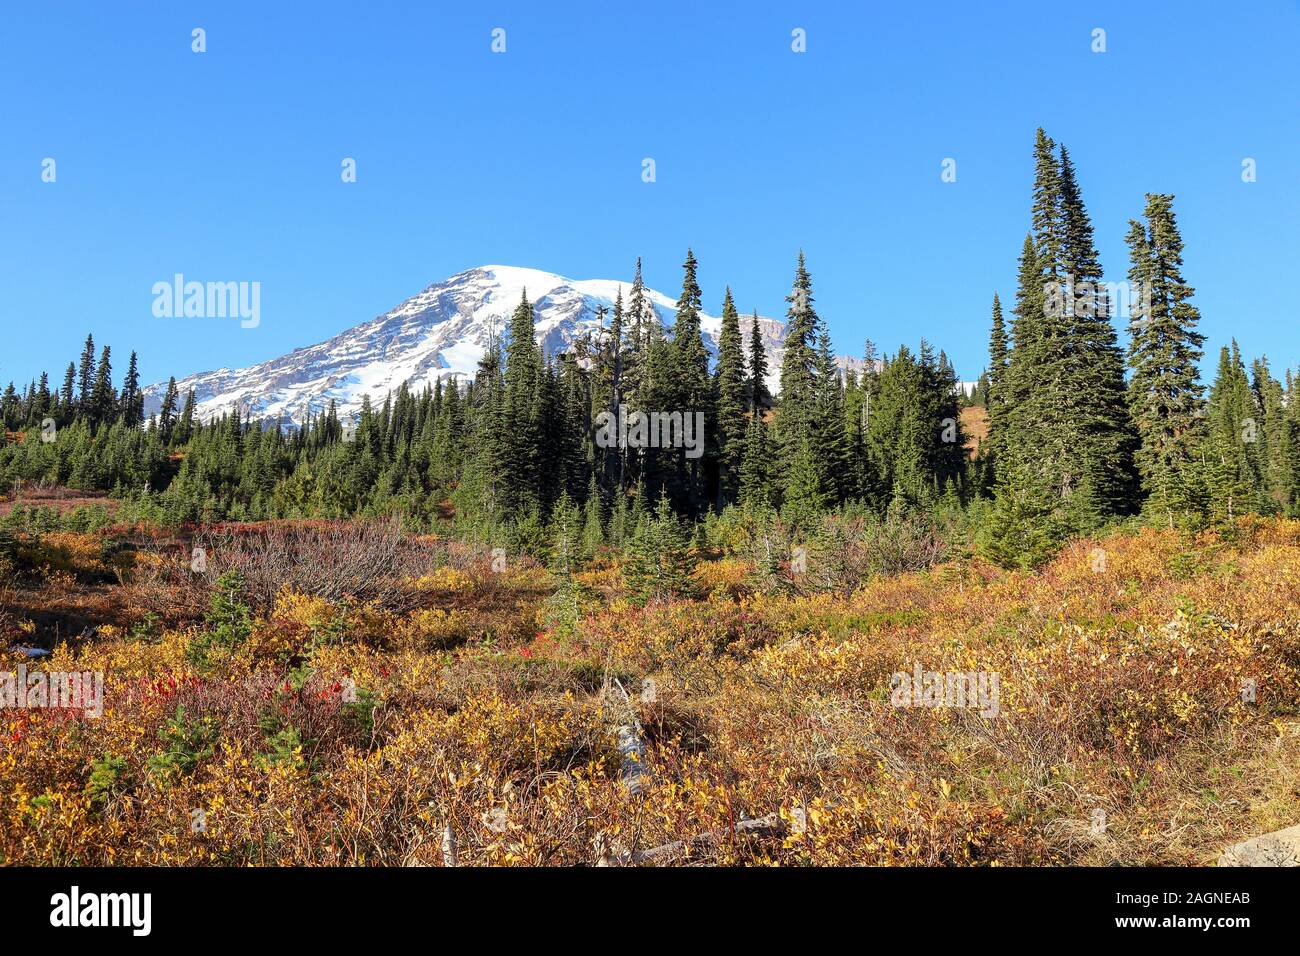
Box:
[429,374,465,496]
[501,292,543,516]
[991,131,1135,557]
[624,488,695,603]
[635,319,673,503]
[774,251,826,523]
[158,377,179,443]
[119,351,144,428]
[89,345,115,426]
[930,346,967,499]
[76,334,96,410]
[1012,130,1073,502]
[1124,193,1206,526]
[669,249,713,516]
[812,322,852,505]
[581,473,605,558]
[983,227,1069,567]
[713,287,747,508]
[179,389,197,444]
[863,343,964,511]
[1203,342,1265,522]
[1056,143,1137,520]
[456,333,510,534]
[841,368,869,501]
[0,383,17,430]
[603,289,626,491]
[1252,358,1297,514]
[552,352,590,506]
[1282,370,1300,515]
[620,257,652,412]
[738,412,770,509]
[59,363,76,419]
[1030,129,1064,278]
[739,315,772,508]
[30,373,51,424]
[998,233,1057,494]
[748,310,770,413]
[981,292,1009,485]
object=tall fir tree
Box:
[669,249,713,516]
[1203,342,1265,521]
[501,292,543,516]
[1056,143,1136,518]
[89,345,114,426]
[993,131,1135,550]
[120,351,144,428]
[983,292,1010,475]
[748,310,770,413]
[1125,193,1206,525]
[76,334,96,409]
[713,286,747,508]
[773,251,826,522]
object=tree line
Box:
[3,129,1298,566]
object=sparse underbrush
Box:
[2,515,1298,866]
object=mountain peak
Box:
[144,265,787,427]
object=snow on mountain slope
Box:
[142,266,788,427]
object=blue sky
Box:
[2,0,1298,388]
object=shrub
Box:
[84,754,130,808]
[187,570,253,666]
[193,520,447,610]
[146,705,220,784]
[807,504,951,593]
[624,492,697,603]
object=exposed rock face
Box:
[141,265,788,428]
[1219,824,1300,866]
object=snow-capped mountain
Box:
[142,265,788,427]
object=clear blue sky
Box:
[2,0,1298,388]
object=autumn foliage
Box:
[2,517,1299,865]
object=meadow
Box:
[2,510,1298,866]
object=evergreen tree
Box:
[739,319,773,509]
[31,372,51,424]
[76,334,97,413]
[158,377,179,443]
[624,489,695,602]
[603,289,626,491]
[984,292,1009,465]
[992,130,1135,551]
[89,345,115,426]
[620,257,653,411]
[773,251,825,521]
[120,351,144,428]
[177,389,196,445]
[1253,358,1297,513]
[738,412,771,508]
[812,322,851,505]
[669,249,712,515]
[59,363,76,418]
[1125,193,1206,525]
[748,311,770,413]
[1203,342,1265,521]
[501,293,542,516]
[713,287,747,508]
[581,475,605,558]
[1056,143,1136,517]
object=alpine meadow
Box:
[2,3,1299,931]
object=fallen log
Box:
[632,811,787,864]
[596,811,789,866]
